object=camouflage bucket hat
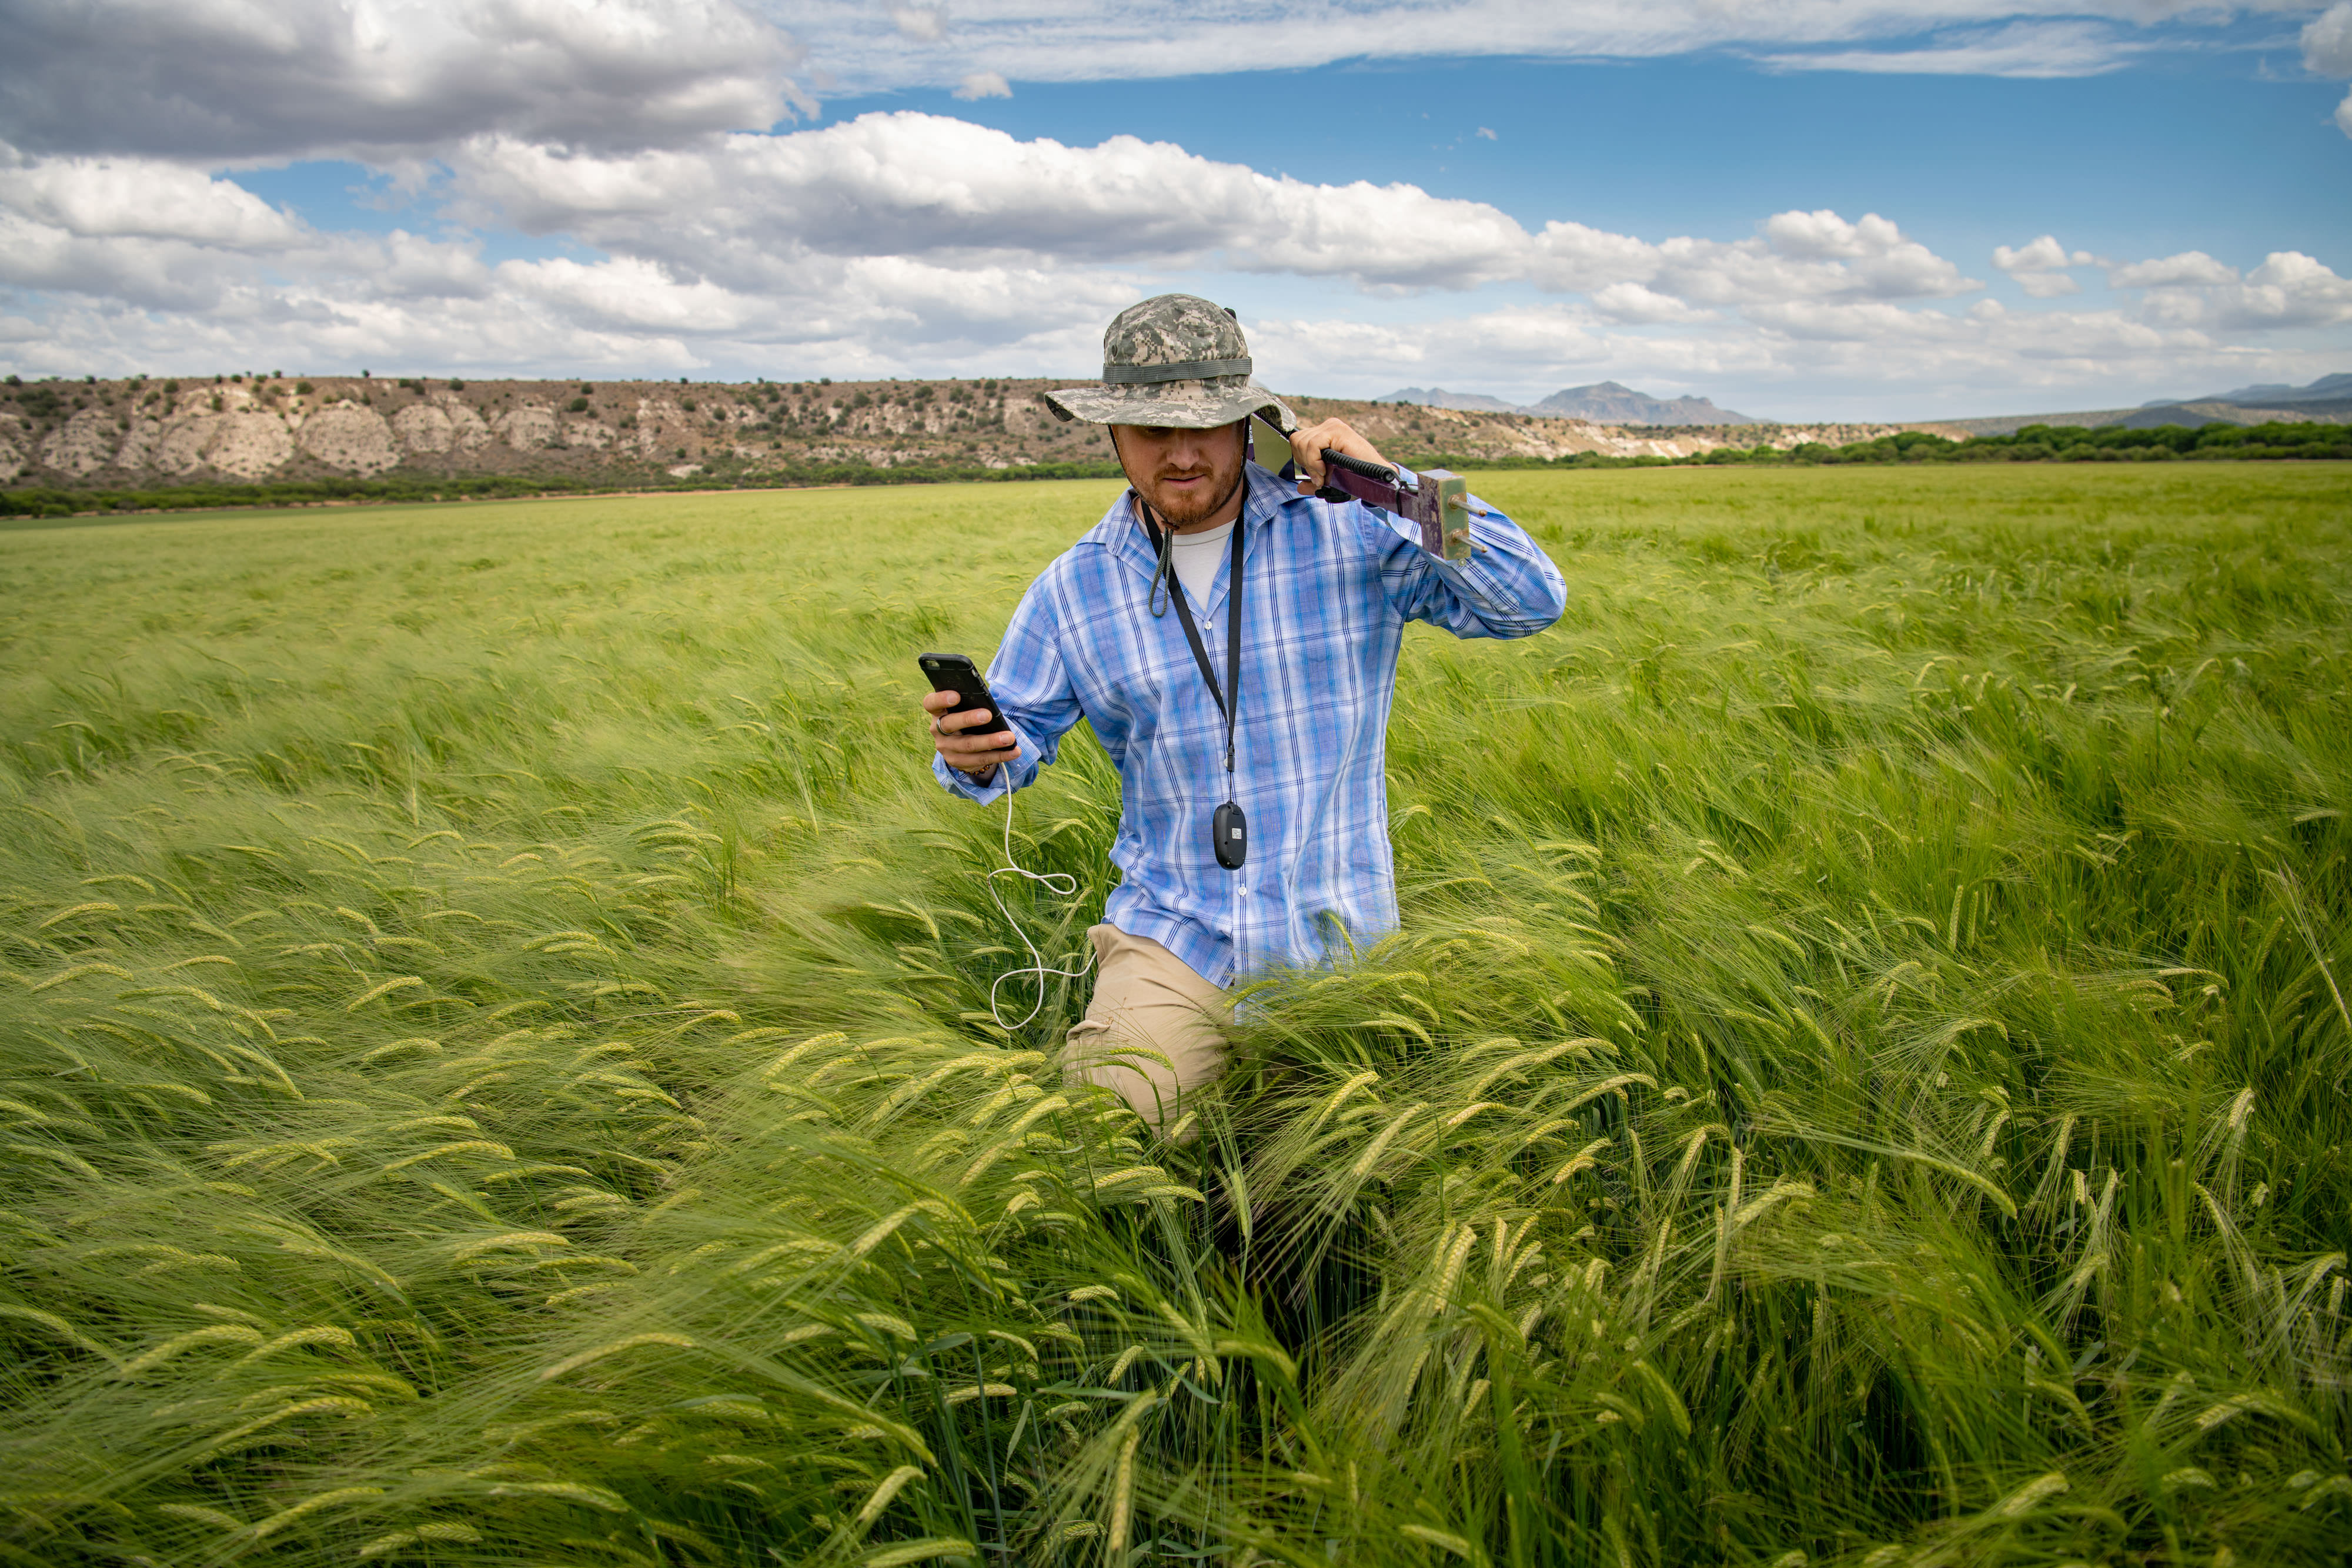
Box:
[1043,293,1297,432]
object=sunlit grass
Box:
[1,464,2347,1566]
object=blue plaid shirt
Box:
[936,462,1566,987]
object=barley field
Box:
[1,464,2347,1567]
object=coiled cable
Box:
[985,788,1093,1030]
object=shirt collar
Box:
[1101,462,1307,584]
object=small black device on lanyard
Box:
[1138,497,1247,871]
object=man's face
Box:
[1111,421,1247,530]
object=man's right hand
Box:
[921,689,1018,783]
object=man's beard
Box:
[1142,460,1245,529]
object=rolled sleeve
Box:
[931,582,1081,803]
[934,748,1022,804]
[1364,496,1567,640]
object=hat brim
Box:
[1044,376,1294,433]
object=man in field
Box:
[921,294,1566,1132]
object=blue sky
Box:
[4,1,2349,420]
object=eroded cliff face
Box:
[0,375,1088,487]
[9,382,583,485]
[1,372,1927,490]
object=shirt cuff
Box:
[934,750,1014,804]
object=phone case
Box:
[917,653,1004,733]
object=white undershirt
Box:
[1167,518,1236,605]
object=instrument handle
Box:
[1319,447,1397,484]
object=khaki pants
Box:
[1063,924,1230,1134]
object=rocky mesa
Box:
[1,371,1924,494]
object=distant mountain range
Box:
[1374,372,2352,435]
[1379,381,1760,426]
[1379,387,1526,414]
[2208,372,2352,403]
[1937,372,2352,436]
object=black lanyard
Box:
[1137,496,1249,870]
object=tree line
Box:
[1476,419,2350,470]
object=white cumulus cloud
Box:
[2096,247,2352,333]
[446,114,1538,292]
[2304,2,2352,138]
[442,115,1980,309]
[2106,250,2239,289]
[953,72,1014,100]
[1590,282,1718,323]
[890,4,950,42]
[0,0,807,161]
[1993,236,2092,273]
[0,112,2344,422]
[2209,251,2352,331]
[1242,288,2311,416]
[1993,234,2096,297]
[0,152,303,249]
[1526,209,1977,305]
[2306,2,2352,75]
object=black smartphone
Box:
[917,652,1005,737]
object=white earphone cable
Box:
[985,787,1093,1030]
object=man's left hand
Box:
[1286,417,1392,494]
